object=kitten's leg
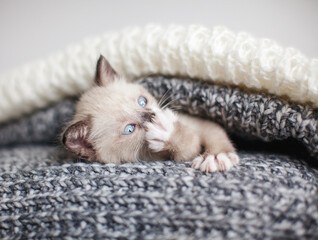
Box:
[179,114,239,173]
[145,111,239,172]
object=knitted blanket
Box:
[1,77,318,238]
[1,25,318,239]
[0,25,317,122]
[1,145,318,239]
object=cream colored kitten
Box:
[62,55,239,173]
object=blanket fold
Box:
[0,24,317,123]
[140,77,318,158]
[0,99,76,146]
[0,76,317,160]
[1,25,318,239]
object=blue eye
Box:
[138,96,147,108]
[123,124,135,135]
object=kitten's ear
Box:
[95,55,119,86]
[62,120,95,160]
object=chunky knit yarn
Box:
[0,25,317,123]
[0,99,76,145]
[139,77,318,158]
[0,145,318,239]
[0,72,318,238]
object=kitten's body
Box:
[62,56,239,172]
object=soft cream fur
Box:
[62,56,240,173]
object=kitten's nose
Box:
[141,111,155,123]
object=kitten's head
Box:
[62,55,169,163]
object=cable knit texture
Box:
[0,25,317,123]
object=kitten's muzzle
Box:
[141,111,155,123]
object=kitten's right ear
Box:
[62,120,95,160]
[95,55,119,86]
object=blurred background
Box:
[0,0,317,73]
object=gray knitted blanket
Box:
[1,77,317,159]
[1,146,317,239]
[1,77,318,239]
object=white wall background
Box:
[0,0,317,73]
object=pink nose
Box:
[141,111,155,123]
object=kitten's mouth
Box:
[150,138,165,143]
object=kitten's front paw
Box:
[191,152,239,173]
[145,109,177,152]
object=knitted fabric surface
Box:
[1,145,318,239]
[140,77,318,159]
[1,77,318,160]
[0,25,317,123]
[0,99,76,146]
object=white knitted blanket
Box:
[1,24,317,123]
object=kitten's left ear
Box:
[62,120,95,160]
[95,55,119,86]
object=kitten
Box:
[62,55,239,172]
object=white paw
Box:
[191,152,239,173]
[145,109,177,152]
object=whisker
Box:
[158,88,172,108]
[159,96,170,109]
[167,105,183,111]
[162,98,179,110]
